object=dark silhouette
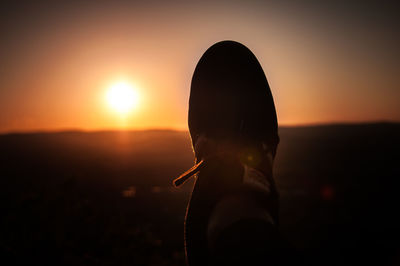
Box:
[188,41,279,152]
[177,41,284,265]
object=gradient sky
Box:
[1,0,399,133]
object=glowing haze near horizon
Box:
[0,0,399,133]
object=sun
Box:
[106,82,139,114]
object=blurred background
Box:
[1,0,399,132]
[0,0,399,265]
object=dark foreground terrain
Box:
[0,123,399,265]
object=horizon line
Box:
[0,120,398,136]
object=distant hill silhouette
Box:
[0,123,399,265]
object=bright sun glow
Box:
[106,82,139,114]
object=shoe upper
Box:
[188,40,279,157]
[174,41,279,189]
[179,41,281,266]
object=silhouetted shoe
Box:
[173,41,280,266]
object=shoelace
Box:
[173,147,241,187]
[173,136,276,188]
[173,159,205,187]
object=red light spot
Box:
[321,185,334,200]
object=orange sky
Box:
[1,1,399,133]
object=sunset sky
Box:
[1,0,399,133]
